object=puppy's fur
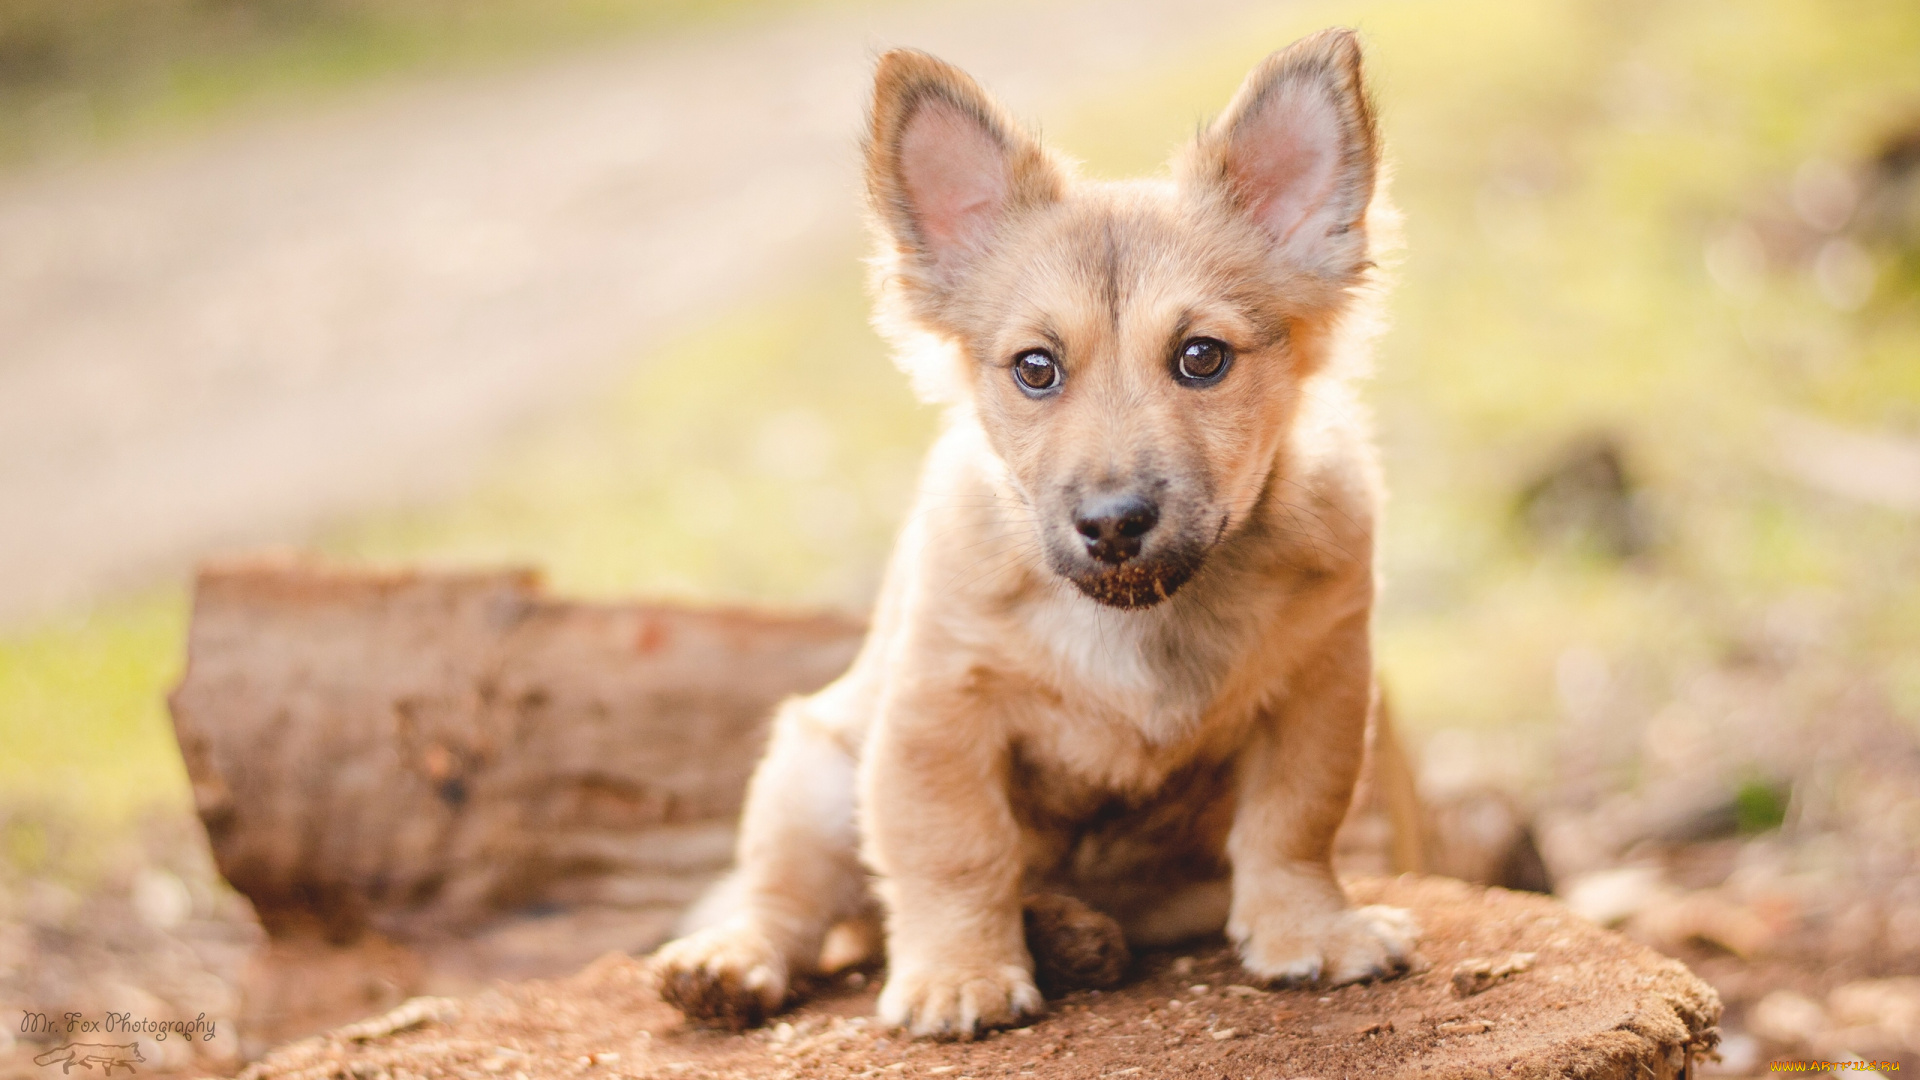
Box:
[653,29,1416,1037]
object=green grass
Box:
[5,0,1919,840]
[1353,0,1920,743]
[0,591,192,827]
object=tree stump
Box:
[236,877,1720,1080]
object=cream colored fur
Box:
[652,28,1417,1038]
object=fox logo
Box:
[33,1042,145,1075]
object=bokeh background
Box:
[2,0,1918,1075]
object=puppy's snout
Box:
[1073,494,1159,565]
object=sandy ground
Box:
[0,0,1278,625]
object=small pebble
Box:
[1451,953,1537,998]
[1357,1020,1393,1037]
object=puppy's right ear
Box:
[865,50,1062,299]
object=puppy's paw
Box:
[878,963,1043,1039]
[1237,904,1420,987]
[1023,893,1130,995]
[651,924,789,1029]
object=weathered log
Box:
[168,558,863,944]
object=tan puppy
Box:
[653,28,1416,1038]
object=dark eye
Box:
[1175,337,1232,385]
[1013,349,1062,394]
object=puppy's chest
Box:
[1013,589,1254,738]
[1002,614,1261,807]
[978,551,1297,811]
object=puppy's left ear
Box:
[1183,29,1379,284]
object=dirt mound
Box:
[235,877,1718,1080]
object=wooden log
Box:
[236,877,1722,1080]
[168,558,863,942]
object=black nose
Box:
[1074,493,1159,565]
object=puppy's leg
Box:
[863,688,1042,1038]
[1227,614,1419,986]
[653,695,866,1027]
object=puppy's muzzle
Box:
[1073,493,1159,565]
[1061,491,1201,609]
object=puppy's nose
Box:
[1074,494,1159,565]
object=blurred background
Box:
[2,0,1917,1075]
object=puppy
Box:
[653,28,1416,1038]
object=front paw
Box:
[878,962,1043,1038]
[651,923,789,1029]
[1236,904,1419,987]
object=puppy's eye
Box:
[1013,349,1062,394]
[1175,338,1232,385]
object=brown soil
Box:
[236,877,1719,1080]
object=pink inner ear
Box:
[898,97,1011,257]
[1228,82,1343,246]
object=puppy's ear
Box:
[1184,29,1379,283]
[865,49,1062,292]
